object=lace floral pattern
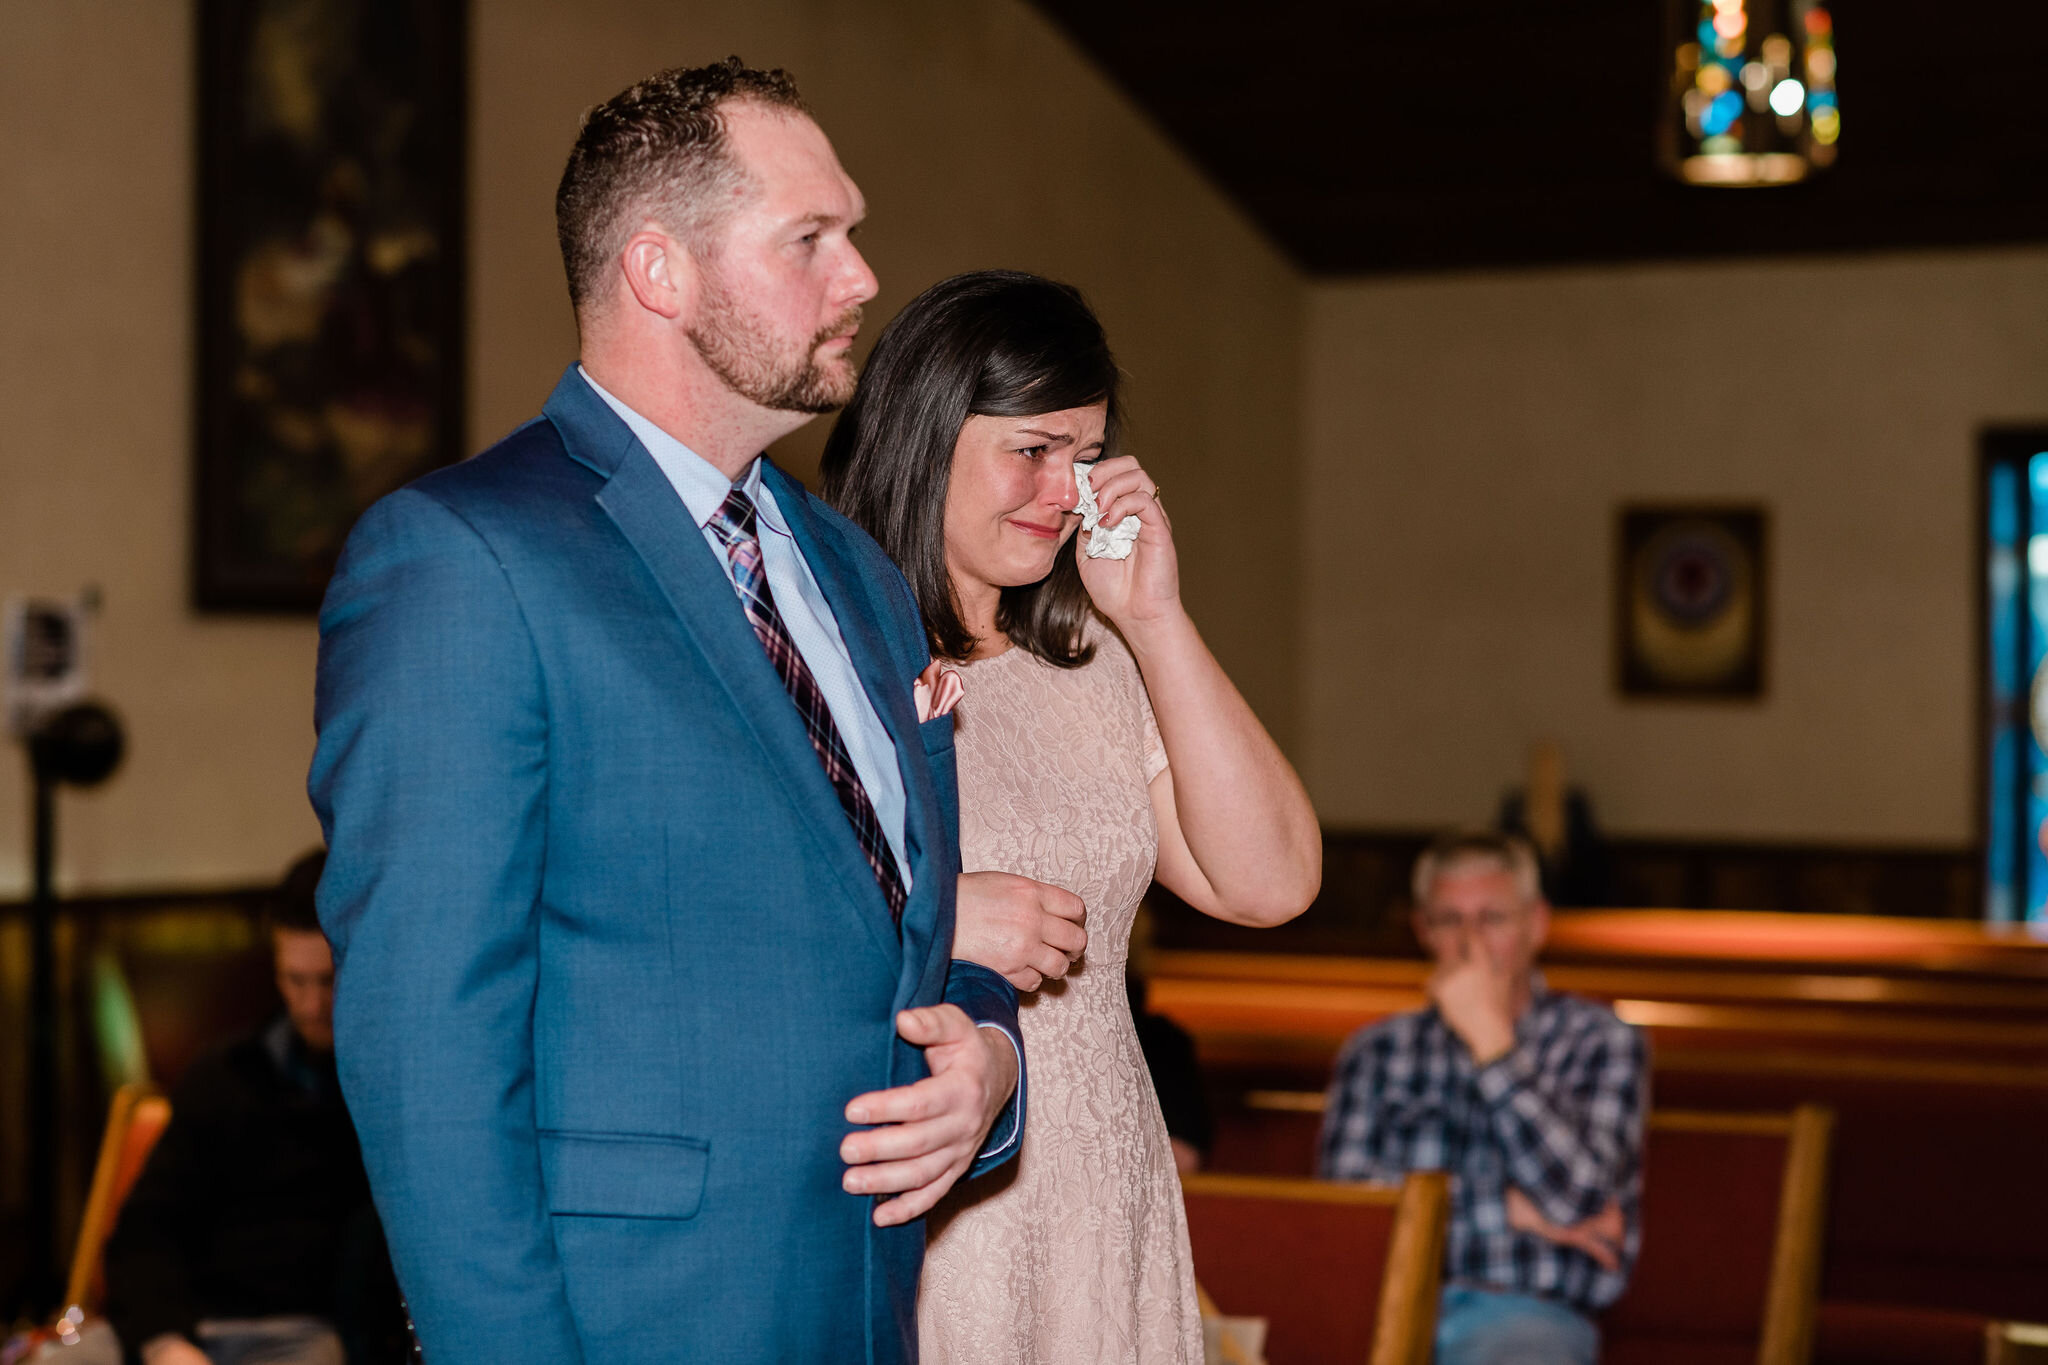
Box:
[918,629,1199,1365]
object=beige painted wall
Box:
[15,0,2031,888]
[1,1,324,896]
[0,0,1301,895]
[1304,249,2048,845]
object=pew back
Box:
[1181,1171,1448,1365]
[1603,1107,1833,1365]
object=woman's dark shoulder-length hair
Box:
[820,269,1121,668]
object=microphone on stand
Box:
[18,700,125,1318]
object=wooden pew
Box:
[1603,1108,1833,1365]
[1181,1171,1448,1365]
[1151,940,2048,1328]
[1541,910,2048,984]
[1184,1111,1833,1365]
[1149,951,2048,1070]
[1654,1059,2048,1324]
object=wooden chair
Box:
[1181,1170,1449,1365]
[1603,1105,1834,1365]
[63,1081,172,1314]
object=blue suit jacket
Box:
[309,368,1022,1364]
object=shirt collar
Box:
[263,1014,334,1097]
[577,366,782,536]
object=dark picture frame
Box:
[194,0,467,611]
[1615,504,1769,700]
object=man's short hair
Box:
[1411,830,1543,906]
[267,848,327,936]
[554,57,811,312]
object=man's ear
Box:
[618,225,695,321]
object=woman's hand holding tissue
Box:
[1074,454,1179,642]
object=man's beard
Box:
[689,272,861,414]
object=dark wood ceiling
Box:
[1030,1,2048,275]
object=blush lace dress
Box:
[917,627,1202,1365]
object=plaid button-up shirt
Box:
[1316,978,1647,1312]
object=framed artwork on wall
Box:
[1614,504,1768,700]
[194,0,467,611]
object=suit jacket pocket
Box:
[538,1130,710,1219]
[919,713,956,756]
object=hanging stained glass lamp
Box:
[1662,0,1837,186]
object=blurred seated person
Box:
[1128,904,1213,1173]
[1130,977,1211,1174]
[1496,739,1611,908]
[1317,832,1646,1365]
[102,850,404,1365]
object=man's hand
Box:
[952,871,1087,991]
[1505,1187,1625,1272]
[141,1335,213,1365]
[840,1003,1019,1227]
[1428,941,1519,1066]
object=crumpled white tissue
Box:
[1073,462,1141,560]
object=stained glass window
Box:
[1982,433,2048,925]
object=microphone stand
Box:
[17,702,124,1320]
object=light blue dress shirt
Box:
[580,368,912,889]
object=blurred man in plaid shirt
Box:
[1318,832,1647,1365]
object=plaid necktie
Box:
[707,485,907,924]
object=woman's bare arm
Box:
[1077,454,1320,927]
[1131,610,1320,926]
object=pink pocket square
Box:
[913,661,964,723]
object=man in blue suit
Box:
[310,60,1024,1363]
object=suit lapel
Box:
[544,370,901,972]
[763,463,947,1003]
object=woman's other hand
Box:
[953,870,1088,991]
[1076,455,1179,639]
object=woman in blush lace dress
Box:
[821,271,1320,1365]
